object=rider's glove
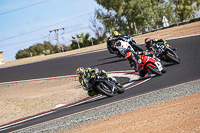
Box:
[94,68,99,74]
[91,75,96,79]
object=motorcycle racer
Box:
[145,38,175,52]
[107,30,140,57]
[107,35,135,58]
[125,51,154,77]
[107,31,136,49]
[113,31,137,46]
[107,36,121,56]
[107,31,128,56]
[76,67,120,96]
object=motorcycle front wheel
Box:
[161,65,167,73]
[96,83,115,97]
[166,53,180,64]
[146,65,162,76]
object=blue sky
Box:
[0,0,101,61]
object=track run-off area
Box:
[0,34,200,132]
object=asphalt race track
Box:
[0,35,200,132]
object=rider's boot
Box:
[139,70,147,77]
[88,90,97,97]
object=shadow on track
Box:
[97,55,119,61]
[163,63,178,67]
[92,58,126,67]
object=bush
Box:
[15,41,63,59]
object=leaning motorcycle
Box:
[152,44,180,64]
[87,74,125,97]
[136,55,166,76]
[115,40,135,58]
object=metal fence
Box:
[132,17,200,37]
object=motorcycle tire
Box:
[161,66,167,73]
[146,65,162,76]
[96,83,115,97]
[116,85,125,94]
[165,53,180,64]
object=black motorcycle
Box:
[87,74,125,97]
[152,44,180,64]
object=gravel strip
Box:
[14,79,200,133]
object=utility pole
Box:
[72,35,81,49]
[49,28,65,52]
[91,38,93,46]
[134,22,138,34]
[55,29,60,51]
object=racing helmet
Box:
[145,38,152,47]
[114,31,119,37]
[76,67,85,78]
[125,52,134,61]
[107,36,112,41]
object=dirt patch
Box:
[0,77,88,125]
[0,21,200,127]
[67,92,200,133]
[133,21,200,44]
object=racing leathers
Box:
[78,67,118,96]
[145,39,176,57]
[120,34,137,46]
[107,35,136,57]
[112,34,136,46]
[107,37,120,55]
[145,39,168,50]
[127,51,153,77]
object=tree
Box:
[173,0,200,21]
[16,49,30,59]
[94,0,176,33]
[89,12,107,43]
[150,0,178,28]
[70,32,94,50]
[15,41,60,59]
[79,33,91,47]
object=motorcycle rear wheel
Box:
[146,65,162,76]
[96,83,115,97]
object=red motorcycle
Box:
[136,55,166,76]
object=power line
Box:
[0,12,93,42]
[64,26,90,34]
[0,0,51,16]
[1,25,91,46]
[2,25,92,60]
[0,37,44,47]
